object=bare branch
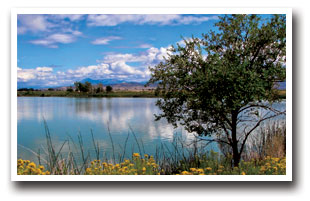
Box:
[239,110,286,155]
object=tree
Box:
[67,87,73,92]
[106,85,113,93]
[74,81,91,93]
[74,81,80,92]
[96,83,104,93]
[84,81,92,93]
[147,14,286,167]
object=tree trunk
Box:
[231,110,240,167]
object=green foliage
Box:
[66,87,73,92]
[96,83,104,93]
[147,14,286,166]
[106,85,113,92]
[74,81,92,93]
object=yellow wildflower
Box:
[86,168,92,174]
[28,162,36,168]
[205,167,212,171]
[181,171,191,175]
[197,169,204,174]
[133,153,140,158]
[190,168,197,172]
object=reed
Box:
[18,120,286,175]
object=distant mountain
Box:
[77,78,153,91]
[80,78,147,86]
[17,78,285,91]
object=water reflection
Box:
[17,98,198,162]
[17,97,286,164]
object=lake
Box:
[17,97,286,164]
[17,97,207,164]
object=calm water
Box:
[17,97,207,163]
[17,97,286,163]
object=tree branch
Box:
[238,110,286,155]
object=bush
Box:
[106,85,113,93]
[67,88,73,92]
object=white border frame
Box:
[11,7,292,181]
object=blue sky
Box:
[17,14,221,88]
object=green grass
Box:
[17,90,157,98]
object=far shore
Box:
[17,89,286,99]
[17,90,158,98]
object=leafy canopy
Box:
[147,14,286,139]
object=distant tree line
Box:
[17,88,40,91]
[17,82,113,93]
[73,81,112,93]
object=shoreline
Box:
[17,89,286,99]
[17,90,158,98]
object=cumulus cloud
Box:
[17,66,54,82]
[87,14,218,27]
[65,63,112,79]
[17,46,172,87]
[91,36,122,45]
[102,47,169,65]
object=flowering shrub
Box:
[17,159,50,175]
[85,153,160,175]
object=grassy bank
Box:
[17,90,157,98]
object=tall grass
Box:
[244,121,286,160]
[19,120,286,175]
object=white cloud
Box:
[102,46,169,65]
[137,44,153,49]
[18,15,52,34]
[110,61,144,75]
[17,46,172,87]
[18,14,84,48]
[52,14,85,21]
[17,67,54,82]
[178,15,219,24]
[30,33,78,48]
[18,14,86,35]
[65,63,112,79]
[87,14,218,27]
[91,36,122,45]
